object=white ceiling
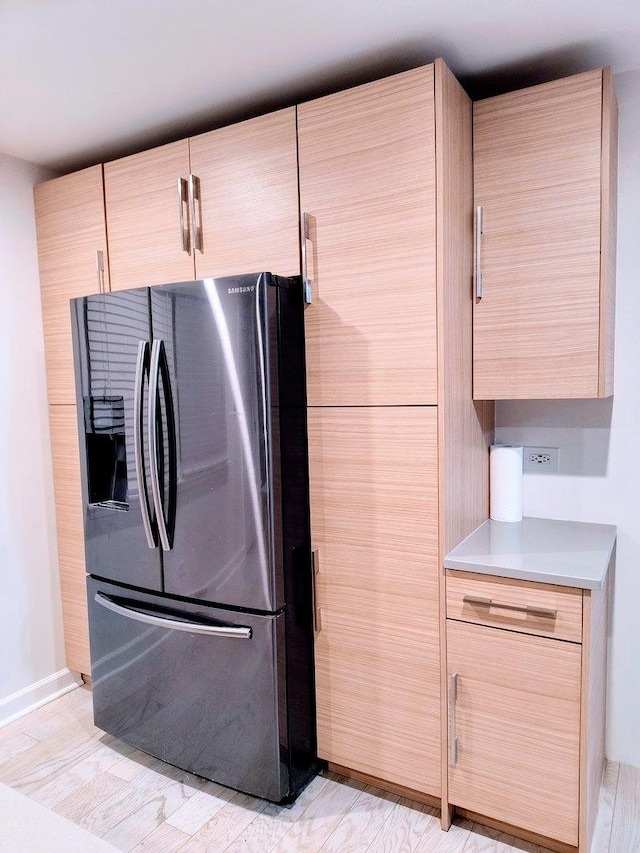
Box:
[1,0,639,172]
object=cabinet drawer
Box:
[446,570,582,643]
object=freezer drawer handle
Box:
[134,341,157,549]
[462,595,557,620]
[94,593,253,639]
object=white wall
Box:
[0,153,69,710]
[496,68,640,767]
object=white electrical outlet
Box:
[523,446,559,473]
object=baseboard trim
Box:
[0,669,83,729]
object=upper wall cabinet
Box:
[298,67,438,406]
[473,68,618,400]
[35,165,109,405]
[104,108,299,291]
[105,140,195,290]
[189,109,299,279]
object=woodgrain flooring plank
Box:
[0,719,112,792]
[591,760,620,853]
[461,822,517,852]
[270,776,365,852]
[77,760,195,838]
[53,771,129,822]
[222,773,330,853]
[165,779,237,835]
[107,749,158,783]
[176,791,270,851]
[0,729,38,765]
[27,738,135,808]
[609,762,640,853]
[130,822,190,853]
[318,784,400,852]
[327,783,403,847]
[415,817,473,852]
[101,771,206,851]
[366,797,437,853]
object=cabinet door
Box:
[35,165,109,406]
[308,406,440,795]
[473,69,616,400]
[190,108,299,279]
[298,67,437,406]
[49,405,89,674]
[105,140,195,290]
[447,620,581,845]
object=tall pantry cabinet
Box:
[34,165,110,674]
[298,60,492,799]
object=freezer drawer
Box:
[87,578,290,802]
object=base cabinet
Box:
[445,570,608,851]
[447,620,581,846]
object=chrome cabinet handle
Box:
[311,549,321,632]
[95,593,252,638]
[177,177,191,253]
[300,211,312,304]
[188,174,203,254]
[448,673,459,766]
[96,250,106,293]
[475,205,483,300]
[134,341,156,549]
[463,595,557,620]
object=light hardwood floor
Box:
[0,687,635,852]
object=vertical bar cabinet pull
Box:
[475,205,483,300]
[449,672,459,766]
[177,177,191,254]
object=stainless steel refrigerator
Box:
[71,272,318,803]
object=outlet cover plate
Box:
[523,446,560,473]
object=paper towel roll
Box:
[490,445,523,522]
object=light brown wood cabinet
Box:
[445,571,608,851]
[35,165,110,405]
[48,407,89,674]
[104,108,299,291]
[34,165,109,675]
[298,67,437,407]
[302,60,492,801]
[473,68,618,400]
[308,406,441,794]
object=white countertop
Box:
[444,516,616,590]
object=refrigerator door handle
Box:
[94,592,253,638]
[148,339,175,551]
[134,341,157,549]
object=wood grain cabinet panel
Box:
[308,406,441,795]
[190,108,299,279]
[473,68,617,399]
[298,67,437,406]
[35,165,109,405]
[446,570,583,643]
[104,140,195,290]
[48,405,89,675]
[447,620,582,846]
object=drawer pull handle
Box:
[462,595,557,620]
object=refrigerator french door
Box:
[71,273,317,802]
